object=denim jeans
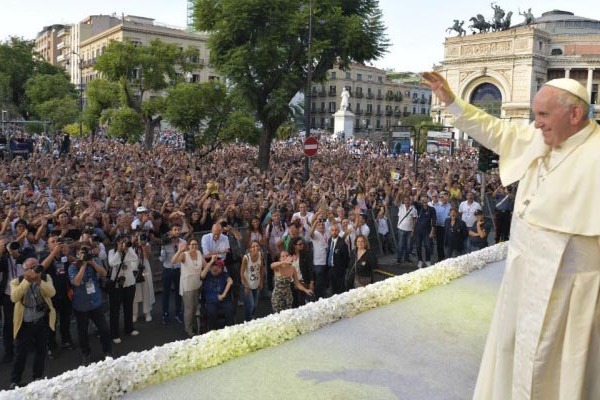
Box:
[162,268,181,317]
[396,229,412,261]
[414,229,432,262]
[243,288,259,321]
[205,300,234,331]
[313,264,328,299]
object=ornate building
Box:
[311,63,431,135]
[434,9,600,135]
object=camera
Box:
[116,275,126,288]
[83,225,94,234]
[137,232,148,243]
[36,302,50,313]
[33,264,44,274]
[79,247,93,262]
[220,221,229,228]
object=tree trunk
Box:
[144,116,161,150]
[257,126,274,172]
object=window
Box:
[377,76,383,83]
[366,104,373,114]
[367,75,372,81]
[346,72,351,79]
[329,102,336,112]
[329,85,336,96]
[356,73,362,81]
[330,71,337,79]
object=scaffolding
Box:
[186,0,195,31]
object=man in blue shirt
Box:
[468,210,493,251]
[414,195,437,268]
[432,192,452,261]
[68,244,112,365]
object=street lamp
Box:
[68,51,84,139]
[303,0,314,182]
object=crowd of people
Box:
[0,132,511,389]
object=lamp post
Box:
[303,0,314,182]
[69,51,84,139]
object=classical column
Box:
[587,68,595,102]
[564,68,571,79]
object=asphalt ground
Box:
[0,251,430,391]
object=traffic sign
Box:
[303,136,319,157]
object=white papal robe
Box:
[447,98,600,400]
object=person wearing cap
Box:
[423,71,600,398]
[468,209,492,251]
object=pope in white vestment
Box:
[423,72,600,400]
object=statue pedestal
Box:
[333,110,355,139]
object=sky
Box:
[1,0,599,72]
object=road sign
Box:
[303,136,319,157]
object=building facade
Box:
[311,64,432,136]
[77,15,216,88]
[434,9,600,137]
[35,24,67,65]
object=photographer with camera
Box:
[68,244,112,365]
[159,224,186,325]
[468,210,492,251]
[130,231,155,323]
[40,233,76,354]
[8,258,55,389]
[1,240,35,364]
[107,237,139,344]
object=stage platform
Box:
[126,260,505,400]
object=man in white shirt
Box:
[396,196,417,263]
[309,212,329,299]
[458,191,482,253]
[291,202,314,232]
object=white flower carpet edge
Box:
[0,243,508,400]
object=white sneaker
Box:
[129,330,139,336]
[425,261,432,267]
[145,313,152,322]
[417,261,424,269]
[112,338,122,344]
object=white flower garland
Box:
[0,243,508,400]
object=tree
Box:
[164,81,260,155]
[0,37,68,117]
[25,73,78,128]
[194,0,389,171]
[92,39,198,146]
[82,79,120,136]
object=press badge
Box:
[85,280,96,294]
[56,263,65,275]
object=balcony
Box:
[355,92,363,98]
[385,110,392,116]
[328,91,336,97]
[354,110,363,115]
[56,54,65,63]
[394,111,402,117]
[376,94,384,100]
[366,93,374,99]
[56,41,65,50]
[365,110,373,116]
[57,28,69,38]
[375,112,382,117]
[318,91,327,97]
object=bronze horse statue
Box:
[469,14,492,33]
[446,20,466,36]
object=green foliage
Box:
[402,114,433,128]
[194,0,389,170]
[35,97,79,129]
[24,121,45,134]
[83,79,121,134]
[63,123,91,137]
[101,107,144,142]
[0,37,71,117]
[92,39,199,145]
[164,82,259,149]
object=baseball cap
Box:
[136,206,148,214]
